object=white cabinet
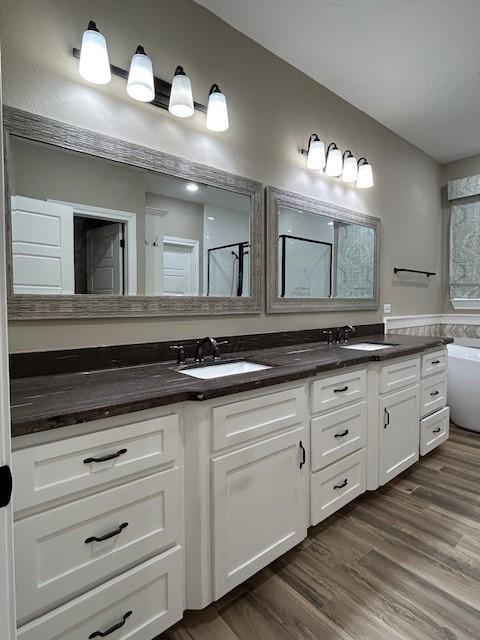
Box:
[211,426,307,599]
[379,386,420,485]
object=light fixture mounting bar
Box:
[72,48,207,113]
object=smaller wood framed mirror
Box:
[266,186,380,313]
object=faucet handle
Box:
[343,325,356,342]
[169,344,186,365]
[321,330,334,345]
[213,340,228,360]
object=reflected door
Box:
[86,223,123,295]
[162,238,199,296]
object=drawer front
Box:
[420,407,450,455]
[15,468,182,623]
[13,413,180,513]
[421,373,447,418]
[311,370,367,414]
[311,449,366,525]
[17,547,184,640]
[212,386,307,451]
[380,358,420,394]
[422,350,447,378]
[311,401,367,472]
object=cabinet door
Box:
[379,386,420,485]
[212,426,307,599]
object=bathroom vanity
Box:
[9,334,451,639]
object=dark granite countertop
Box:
[10,334,452,437]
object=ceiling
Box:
[195,0,480,164]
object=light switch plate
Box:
[383,303,392,314]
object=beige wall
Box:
[0,0,444,352]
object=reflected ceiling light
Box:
[341,150,358,183]
[127,45,155,102]
[328,221,334,226]
[186,183,199,192]
[305,134,326,170]
[207,216,215,220]
[169,65,194,118]
[356,158,374,188]
[206,84,229,132]
[324,143,343,177]
[78,21,111,85]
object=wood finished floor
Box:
[159,426,480,640]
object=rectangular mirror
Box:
[4,108,263,319]
[266,187,380,313]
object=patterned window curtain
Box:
[450,201,480,300]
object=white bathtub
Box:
[447,343,480,432]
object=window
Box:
[450,200,480,308]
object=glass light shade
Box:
[169,67,194,118]
[206,89,229,132]
[306,138,326,170]
[325,147,343,177]
[79,24,111,85]
[127,48,155,102]
[357,162,374,188]
[341,155,358,182]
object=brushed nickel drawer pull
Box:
[334,478,348,490]
[89,610,132,638]
[83,448,127,464]
[334,429,349,438]
[333,385,349,393]
[85,522,129,544]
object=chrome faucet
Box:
[194,337,228,363]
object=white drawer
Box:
[15,467,182,623]
[211,386,306,450]
[17,547,184,640]
[13,413,180,513]
[311,369,367,414]
[422,349,447,378]
[420,407,450,455]
[380,357,420,394]
[421,373,447,418]
[311,401,367,472]
[311,449,366,525]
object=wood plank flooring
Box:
[159,426,480,640]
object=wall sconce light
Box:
[324,143,343,177]
[74,20,229,133]
[356,157,374,188]
[168,66,194,118]
[206,84,229,132]
[78,21,111,85]
[127,46,155,102]
[341,150,358,183]
[303,134,326,170]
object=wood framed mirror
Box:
[3,107,263,319]
[266,186,380,313]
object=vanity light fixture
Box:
[356,158,374,189]
[186,182,199,192]
[324,143,343,177]
[169,66,194,118]
[206,84,229,132]
[305,134,326,170]
[341,150,358,183]
[127,46,155,102]
[78,21,111,85]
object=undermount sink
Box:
[179,360,272,380]
[341,342,397,351]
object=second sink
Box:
[341,342,397,351]
[179,360,271,380]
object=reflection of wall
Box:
[11,138,147,294]
[203,205,250,296]
[145,193,204,292]
[2,0,444,351]
[335,224,375,298]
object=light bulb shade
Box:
[341,155,358,182]
[306,137,326,170]
[325,146,343,177]
[357,161,374,188]
[79,23,111,85]
[127,47,155,102]
[206,86,229,132]
[169,67,194,118]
